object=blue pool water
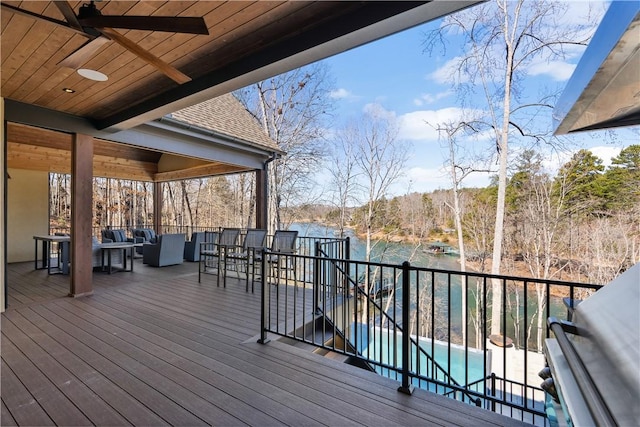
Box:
[353,323,489,390]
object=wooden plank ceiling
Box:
[1,1,313,122]
[1,1,483,131]
[6,122,250,181]
[2,1,481,180]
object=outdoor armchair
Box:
[225,229,268,292]
[197,231,220,271]
[101,229,142,247]
[198,228,240,284]
[133,228,157,243]
[132,228,157,254]
[184,232,206,262]
[142,233,186,267]
[260,230,299,282]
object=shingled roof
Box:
[169,93,280,153]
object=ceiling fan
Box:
[2,1,209,84]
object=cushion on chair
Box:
[102,229,128,243]
[134,228,157,243]
[112,230,127,242]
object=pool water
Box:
[353,323,490,391]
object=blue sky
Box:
[320,1,638,196]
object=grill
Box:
[542,263,640,426]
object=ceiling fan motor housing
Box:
[78,1,101,20]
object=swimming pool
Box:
[352,324,491,392]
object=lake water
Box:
[291,222,566,351]
[290,222,462,270]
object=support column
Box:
[256,168,267,229]
[153,182,162,235]
[1,98,6,312]
[70,133,93,297]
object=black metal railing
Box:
[259,251,602,425]
[72,225,350,254]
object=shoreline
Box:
[295,220,593,287]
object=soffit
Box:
[553,1,640,134]
[5,122,250,181]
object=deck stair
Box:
[278,313,376,371]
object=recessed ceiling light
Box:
[77,68,108,81]
[62,87,75,93]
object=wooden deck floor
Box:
[2,260,528,426]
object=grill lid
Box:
[569,263,640,425]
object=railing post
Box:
[345,236,350,260]
[344,237,351,298]
[258,255,270,344]
[313,242,322,315]
[398,261,414,395]
[490,372,496,412]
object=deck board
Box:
[3,310,166,426]
[1,315,131,426]
[0,399,17,426]
[1,359,54,426]
[25,303,213,426]
[2,261,528,426]
[1,338,91,426]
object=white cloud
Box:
[398,108,483,141]
[528,60,577,81]
[363,102,397,122]
[413,90,452,106]
[329,88,352,99]
[541,145,623,173]
[428,57,468,85]
[399,108,463,141]
[562,1,609,27]
[589,145,622,168]
[392,166,492,193]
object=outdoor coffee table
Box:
[101,243,134,274]
[132,242,144,259]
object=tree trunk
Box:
[490,3,514,335]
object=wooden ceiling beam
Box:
[7,141,241,182]
[154,162,250,182]
[7,142,158,181]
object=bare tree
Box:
[424,0,598,335]
[328,106,407,318]
[236,63,335,232]
[327,127,360,238]
[512,153,565,350]
[438,121,490,344]
[350,107,408,264]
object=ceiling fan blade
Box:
[53,1,83,32]
[58,36,110,69]
[98,27,191,84]
[79,16,209,35]
[0,3,88,37]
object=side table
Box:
[101,243,134,274]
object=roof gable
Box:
[169,93,279,152]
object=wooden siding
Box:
[2,261,528,426]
